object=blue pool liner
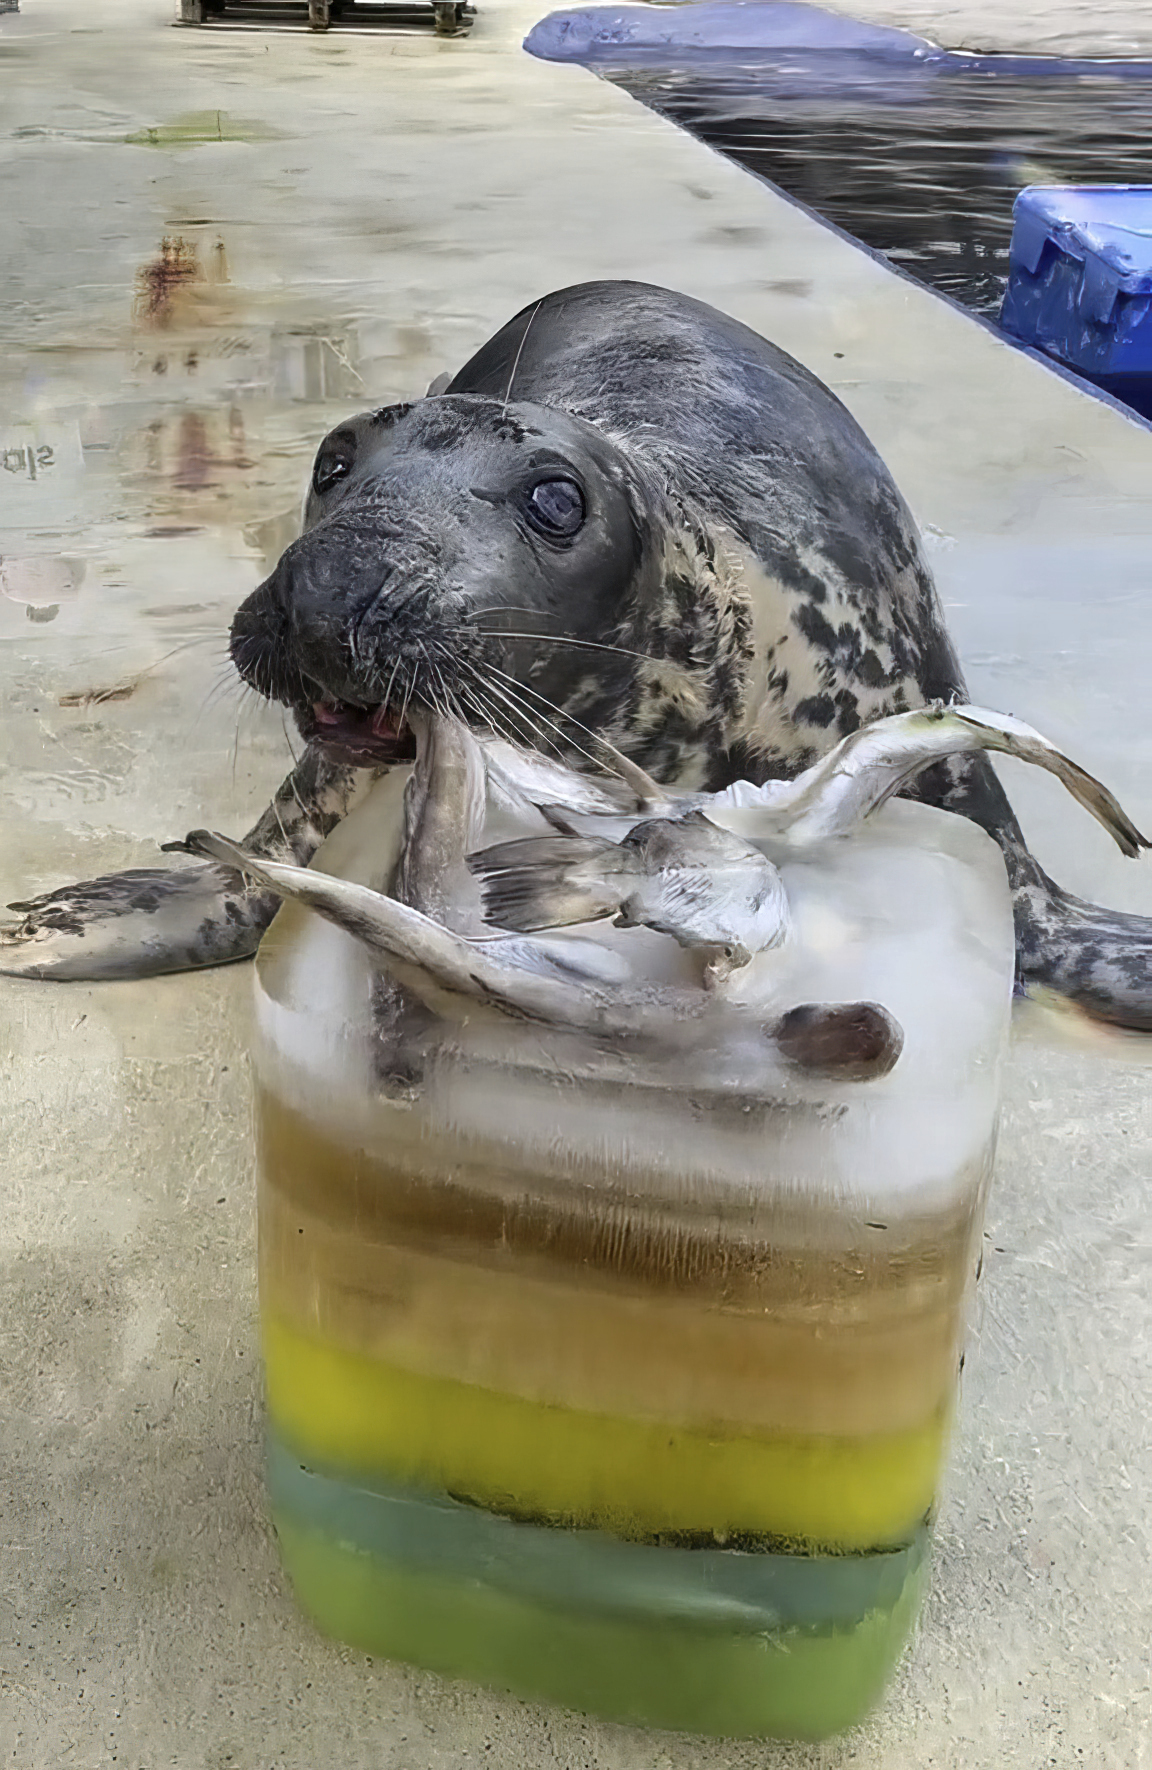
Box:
[525,1,942,66]
[524,0,1152,81]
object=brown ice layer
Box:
[257,1090,987,1438]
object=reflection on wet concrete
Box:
[0,554,84,625]
[143,406,252,493]
[134,233,221,327]
[0,204,365,604]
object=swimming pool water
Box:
[606,65,1152,321]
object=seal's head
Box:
[230,395,668,767]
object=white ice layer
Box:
[254,768,1015,1225]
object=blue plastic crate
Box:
[1000,186,1152,413]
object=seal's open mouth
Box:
[298,699,419,766]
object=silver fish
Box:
[182,708,901,1081]
[395,708,486,928]
[467,808,791,979]
[480,735,658,822]
[186,825,901,1082]
[712,702,1148,855]
[465,703,1147,962]
[178,700,1144,1086]
[473,704,1147,861]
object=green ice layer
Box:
[268,1440,929,1737]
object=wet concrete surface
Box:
[833,0,1152,58]
[2,2,1151,1767]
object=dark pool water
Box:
[605,63,1152,320]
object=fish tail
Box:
[1026,749,1148,861]
[467,835,626,933]
[185,828,265,880]
[956,711,1149,859]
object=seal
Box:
[3,280,1151,1028]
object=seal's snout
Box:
[230,509,468,767]
[230,570,305,707]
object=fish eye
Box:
[524,476,585,542]
[313,452,353,496]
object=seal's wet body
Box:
[4,281,1151,1026]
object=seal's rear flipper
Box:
[910,747,1152,1032]
[1014,874,1152,1033]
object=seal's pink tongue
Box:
[312,700,404,735]
[304,697,416,764]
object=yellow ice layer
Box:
[263,1312,947,1550]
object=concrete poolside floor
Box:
[839,0,1152,59]
[2,1,1151,1766]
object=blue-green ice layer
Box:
[267,1435,928,1635]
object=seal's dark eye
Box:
[525,477,585,542]
[313,453,353,496]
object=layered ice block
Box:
[251,770,1015,1738]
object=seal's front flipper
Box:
[0,865,278,982]
[0,745,373,983]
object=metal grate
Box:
[177,0,475,36]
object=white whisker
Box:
[463,663,568,760]
[448,616,649,666]
[502,300,542,416]
[475,662,608,774]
